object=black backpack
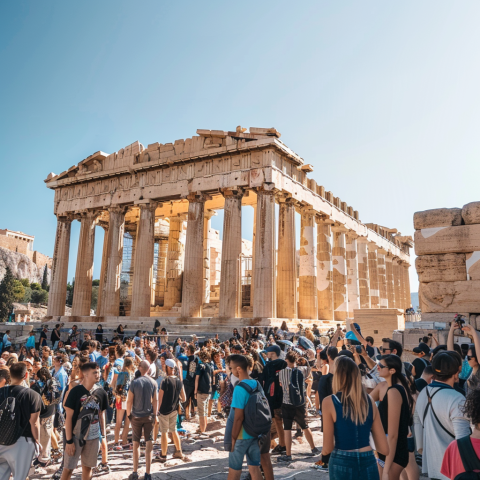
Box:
[0,386,28,446]
[454,435,480,480]
[237,381,272,438]
[289,368,305,406]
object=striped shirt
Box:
[278,366,309,405]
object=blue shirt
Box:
[3,334,11,348]
[114,358,124,374]
[231,379,257,439]
[26,336,36,349]
[96,355,109,370]
[89,351,101,362]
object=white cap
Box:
[165,359,176,369]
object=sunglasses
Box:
[377,363,389,369]
[467,355,476,361]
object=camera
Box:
[454,314,465,326]
[355,345,363,354]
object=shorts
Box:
[130,415,154,443]
[281,404,308,430]
[229,438,261,470]
[197,393,209,417]
[64,437,100,469]
[183,384,196,407]
[158,411,177,433]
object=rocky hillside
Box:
[0,246,50,283]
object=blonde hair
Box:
[332,356,369,425]
[304,329,315,342]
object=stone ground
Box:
[30,415,432,480]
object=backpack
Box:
[73,385,102,447]
[219,375,234,409]
[237,381,272,438]
[454,435,480,480]
[41,377,62,406]
[289,368,305,406]
[0,386,28,446]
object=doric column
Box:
[131,202,157,317]
[96,223,109,315]
[101,206,126,317]
[276,197,297,319]
[377,249,388,308]
[155,237,168,306]
[181,193,207,317]
[393,258,403,309]
[219,189,243,318]
[253,187,276,318]
[368,242,380,308]
[47,215,72,317]
[346,233,360,317]
[357,238,371,308]
[402,263,411,309]
[316,217,334,320]
[203,210,216,305]
[72,211,99,316]
[250,204,256,307]
[164,215,187,309]
[298,207,317,319]
[332,225,348,321]
[385,254,395,309]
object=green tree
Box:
[92,279,100,287]
[66,279,75,307]
[30,282,41,291]
[0,267,16,321]
[91,285,99,312]
[23,287,32,303]
[41,267,49,292]
[12,280,25,302]
[20,278,30,288]
[31,289,48,304]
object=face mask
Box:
[231,374,240,387]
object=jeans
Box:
[329,449,379,480]
[228,438,261,470]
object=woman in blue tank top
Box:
[320,356,389,480]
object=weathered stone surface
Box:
[414,224,480,255]
[415,253,467,283]
[462,202,480,225]
[466,252,480,280]
[0,246,49,284]
[420,280,480,313]
[413,208,462,230]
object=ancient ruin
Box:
[44,127,412,331]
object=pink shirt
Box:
[441,437,480,479]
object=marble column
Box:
[164,216,186,309]
[219,189,243,318]
[203,210,215,305]
[403,263,411,310]
[155,238,168,306]
[101,206,126,317]
[299,207,317,319]
[377,249,388,308]
[253,188,276,318]
[276,197,297,319]
[96,224,109,315]
[250,204,256,308]
[72,211,98,316]
[368,243,380,308]
[47,215,72,317]
[332,226,348,321]
[357,238,371,309]
[393,259,403,309]
[346,233,360,317]
[131,202,157,317]
[385,255,395,309]
[316,217,334,320]
[181,193,206,317]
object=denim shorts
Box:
[229,438,261,470]
[329,449,379,480]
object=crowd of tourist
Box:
[0,317,480,480]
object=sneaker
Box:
[128,473,139,480]
[294,430,303,438]
[144,473,152,480]
[99,463,110,473]
[271,445,287,455]
[277,455,293,463]
[313,464,329,473]
[51,468,63,480]
[304,447,321,456]
[112,443,123,451]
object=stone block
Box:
[413,208,462,230]
[467,252,480,280]
[414,224,480,255]
[415,253,466,283]
[462,202,480,225]
[419,280,480,313]
[420,312,469,323]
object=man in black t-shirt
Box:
[0,362,42,480]
[195,350,213,433]
[182,345,198,420]
[412,342,431,379]
[156,359,186,462]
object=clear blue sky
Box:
[2,1,480,294]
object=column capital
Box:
[346,231,359,240]
[204,209,217,220]
[221,187,245,198]
[384,253,394,262]
[276,193,295,204]
[74,209,102,222]
[297,203,316,216]
[254,183,278,196]
[135,201,158,213]
[368,241,378,250]
[356,236,369,244]
[331,224,348,233]
[56,213,74,223]
[377,247,388,255]
[185,192,211,203]
[315,214,334,225]
[107,205,128,215]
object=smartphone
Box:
[355,345,363,354]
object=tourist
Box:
[195,349,213,433]
[2,329,12,351]
[40,326,48,348]
[26,332,36,350]
[211,349,226,416]
[51,324,61,350]
[95,324,103,343]
[458,324,480,394]
[126,360,158,480]
[411,342,431,379]
[182,344,198,420]
[156,358,186,462]
[319,356,388,478]
[113,357,135,449]
[115,324,125,342]
[414,364,434,392]
[316,346,338,417]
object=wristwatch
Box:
[66,438,74,444]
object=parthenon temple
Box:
[44,127,412,331]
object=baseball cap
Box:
[432,351,460,376]
[265,345,281,356]
[353,323,362,334]
[165,359,176,369]
[338,349,354,359]
[413,343,430,356]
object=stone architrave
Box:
[219,189,243,318]
[182,193,207,317]
[203,210,216,305]
[385,255,395,309]
[101,206,126,317]
[346,233,360,317]
[253,187,276,319]
[420,280,480,313]
[164,216,186,309]
[96,224,109,315]
[47,216,72,317]
[357,238,371,309]
[368,242,380,308]
[277,197,297,319]
[299,207,318,320]
[415,253,467,283]
[72,211,99,316]
[155,238,168,306]
[316,217,334,320]
[413,208,462,229]
[332,225,348,321]
[377,249,388,308]
[131,202,157,317]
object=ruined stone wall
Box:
[0,246,51,284]
[414,202,480,322]
[33,251,53,270]
[0,235,32,257]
